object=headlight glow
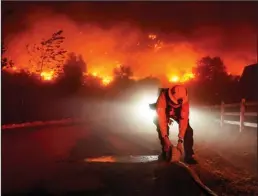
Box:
[135,95,157,121]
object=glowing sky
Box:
[2,2,257,81]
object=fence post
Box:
[220,101,224,127]
[240,98,245,132]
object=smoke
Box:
[3,4,257,81]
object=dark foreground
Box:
[2,122,207,196]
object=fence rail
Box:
[207,99,258,132]
[224,112,257,117]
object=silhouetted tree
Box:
[108,65,135,100]
[191,56,235,104]
[193,56,227,82]
[1,42,14,69]
[63,52,87,74]
[26,30,67,75]
[58,52,86,94]
[113,65,133,80]
[1,42,8,68]
[84,75,102,87]
[83,75,105,99]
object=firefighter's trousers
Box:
[153,117,194,159]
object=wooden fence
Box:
[204,99,258,132]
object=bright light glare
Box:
[189,107,208,125]
[137,103,156,120]
[136,95,157,121]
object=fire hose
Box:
[176,161,218,196]
[149,103,217,195]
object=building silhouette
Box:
[239,63,258,101]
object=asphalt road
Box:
[2,122,206,196]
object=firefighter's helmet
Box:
[168,85,188,104]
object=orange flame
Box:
[181,73,195,82]
[92,71,98,77]
[40,71,54,81]
[169,75,180,83]
[87,71,113,86]
[169,72,195,83]
[102,76,113,86]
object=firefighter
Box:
[154,85,197,164]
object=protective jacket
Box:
[156,85,189,140]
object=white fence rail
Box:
[205,99,258,132]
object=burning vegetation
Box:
[2,29,197,85]
[2,0,256,91]
[2,7,253,86]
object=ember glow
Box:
[170,75,180,83]
[40,71,54,81]
[181,73,195,82]
[92,72,98,77]
[87,71,113,86]
[168,72,195,83]
[3,66,21,74]
[102,76,113,86]
[148,34,157,40]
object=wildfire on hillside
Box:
[2,20,213,86]
[2,62,195,85]
[2,3,254,87]
[2,21,205,84]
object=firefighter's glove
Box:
[170,139,184,162]
[162,135,172,152]
[176,139,184,155]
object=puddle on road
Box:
[85,155,159,163]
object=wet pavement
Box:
[2,123,205,196]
